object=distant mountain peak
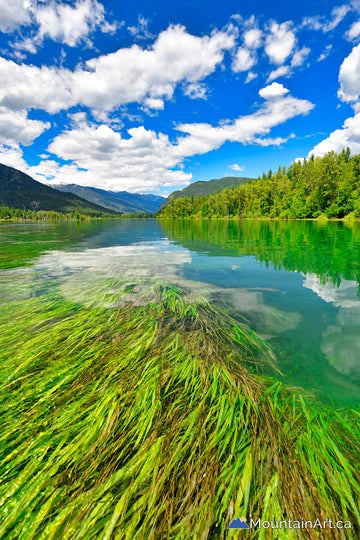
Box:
[52,183,165,214]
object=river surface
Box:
[1,218,359,407]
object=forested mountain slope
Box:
[0,164,119,216]
[160,149,360,219]
[159,176,253,210]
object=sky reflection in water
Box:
[1,218,359,407]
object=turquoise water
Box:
[1,218,359,407]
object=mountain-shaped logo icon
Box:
[228,517,250,529]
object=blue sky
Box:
[1,1,360,195]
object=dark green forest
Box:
[0,206,96,221]
[160,149,360,219]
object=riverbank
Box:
[0,284,359,538]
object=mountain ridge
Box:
[0,163,119,216]
[159,176,254,210]
[52,184,165,214]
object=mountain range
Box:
[52,184,165,214]
[0,163,254,217]
[0,164,119,216]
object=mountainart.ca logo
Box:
[227,517,352,531]
[228,517,250,529]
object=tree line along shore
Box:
[160,149,360,220]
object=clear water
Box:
[1,218,359,408]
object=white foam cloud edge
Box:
[0,85,314,192]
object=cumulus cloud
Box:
[143,98,164,110]
[33,0,116,47]
[2,87,313,192]
[229,163,245,171]
[0,57,74,113]
[0,144,29,171]
[265,22,295,65]
[258,82,289,100]
[1,0,116,51]
[243,28,262,49]
[45,122,193,191]
[308,112,360,157]
[73,25,235,110]
[232,47,256,72]
[0,0,33,31]
[0,25,235,113]
[338,43,360,103]
[0,107,50,146]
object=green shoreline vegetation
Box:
[0,280,359,538]
[0,207,119,221]
[160,149,360,220]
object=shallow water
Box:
[1,218,359,407]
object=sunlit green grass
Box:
[0,285,359,539]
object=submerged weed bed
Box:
[0,285,359,539]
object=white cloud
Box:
[326,5,350,31]
[1,0,117,50]
[0,0,32,31]
[33,0,115,47]
[232,47,256,72]
[291,47,310,67]
[12,37,37,54]
[183,82,207,100]
[143,97,164,110]
[3,88,313,192]
[0,25,235,113]
[245,71,257,83]
[128,15,153,40]
[229,163,245,171]
[302,5,350,33]
[0,106,50,146]
[318,44,333,62]
[0,144,28,171]
[301,16,322,31]
[0,57,74,113]
[338,43,360,103]
[72,25,235,110]
[258,82,289,100]
[176,92,314,157]
[44,122,192,191]
[265,22,295,65]
[308,112,360,157]
[346,20,360,40]
[267,65,291,83]
[243,28,262,49]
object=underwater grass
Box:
[0,285,359,539]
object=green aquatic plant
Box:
[0,285,359,539]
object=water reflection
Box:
[1,218,359,406]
